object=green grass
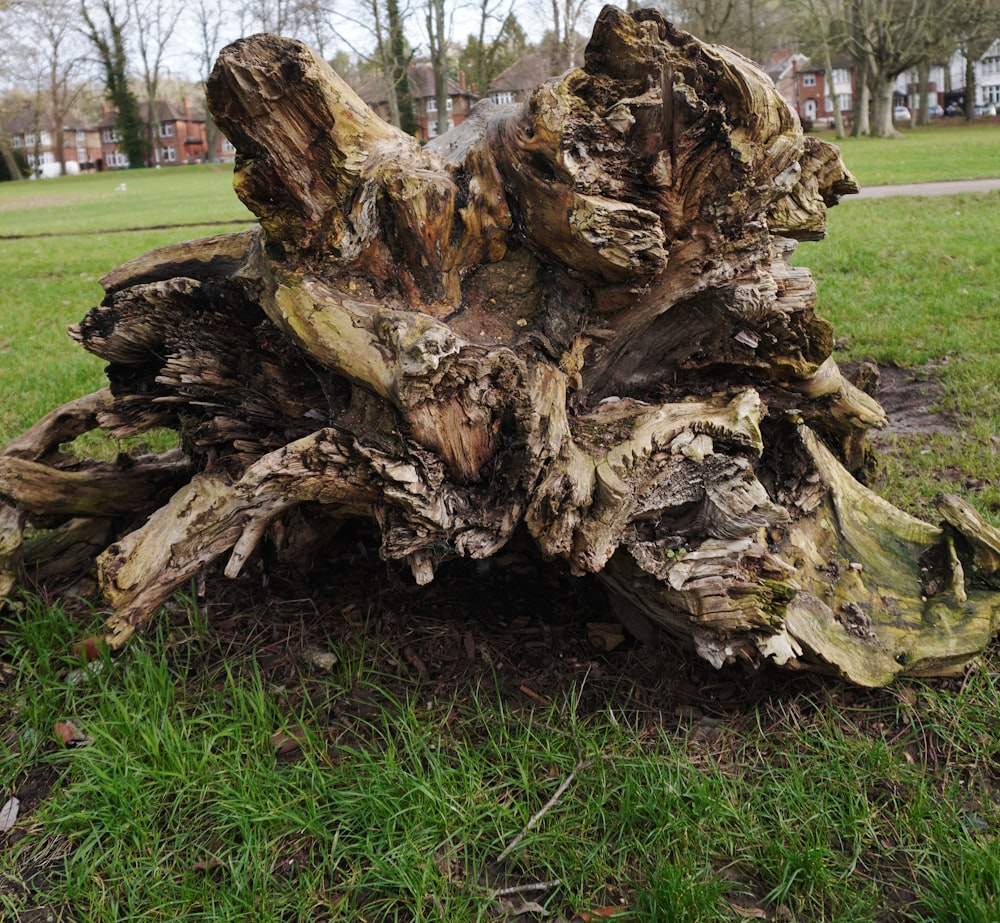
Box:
[0,166,254,443]
[799,190,1000,522]
[814,122,1000,186]
[2,131,1000,921]
[0,164,253,236]
[4,601,1000,921]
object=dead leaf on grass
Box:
[191,858,225,872]
[54,720,93,747]
[272,726,307,755]
[0,796,20,832]
[729,901,769,919]
[574,906,628,920]
[302,646,338,671]
[72,636,105,662]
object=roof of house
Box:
[487,51,583,94]
[94,99,206,129]
[6,105,94,134]
[356,63,476,107]
[793,54,854,76]
[764,50,808,83]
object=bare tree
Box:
[662,0,789,62]
[0,30,28,179]
[952,0,1000,120]
[82,0,148,167]
[189,0,230,162]
[788,0,847,137]
[1,0,85,175]
[327,0,416,134]
[237,0,309,36]
[462,1,526,97]
[547,0,592,69]
[662,0,736,45]
[296,0,333,57]
[127,0,181,166]
[424,0,448,136]
[910,27,954,125]
[841,0,942,138]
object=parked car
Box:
[975,103,998,116]
[893,105,911,121]
[945,103,962,116]
[925,104,944,118]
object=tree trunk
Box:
[870,75,899,137]
[820,43,844,139]
[851,59,870,136]
[917,60,931,125]
[3,6,999,686]
[964,51,977,120]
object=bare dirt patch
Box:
[865,363,958,437]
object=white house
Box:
[948,39,1000,113]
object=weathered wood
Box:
[2,5,998,685]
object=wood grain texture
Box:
[2,6,997,684]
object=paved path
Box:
[853,178,1000,198]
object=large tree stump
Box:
[2,6,999,685]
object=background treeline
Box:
[1,0,999,177]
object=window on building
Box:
[427,97,452,115]
[77,147,87,163]
[832,69,849,87]
[803,74,816,87]
[40,131,51,146]
[490,91,515,105]
[161,146,177,162]
[426,117,455,139]
[25,132,36,146]
[221,138,236,153]
[101,127,122,143]
[12,135,21,148]
[160,122,174,137]
[76,130,86,143]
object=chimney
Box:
[459,70,466,91]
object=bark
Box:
[871,75,899,137]
[916,59,931,125]
[3,6,999,685]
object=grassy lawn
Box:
[0,166,254,442]
[813,121,1000,186]
[798,190,1000,524]
[3,128,1000,922]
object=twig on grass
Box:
[496,756,595,863]
[491,879,562,898]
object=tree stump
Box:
[3,6,999,686]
